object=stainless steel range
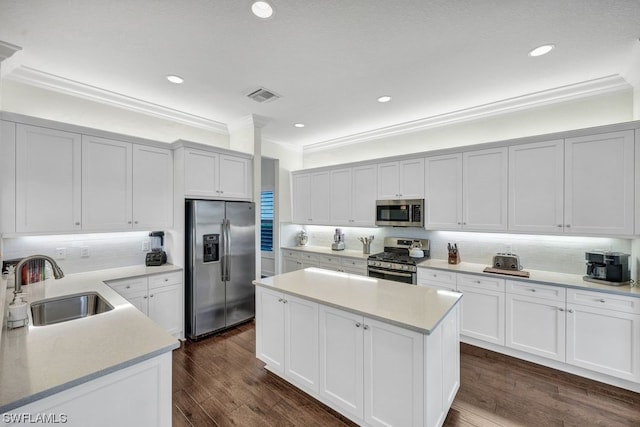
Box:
[367,237,430,284]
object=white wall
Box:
[302,90,634,168]
[262,140,303,223]
[0,80,230,147]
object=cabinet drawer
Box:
[282,249,301,259]
[506,280,565,302]
[417,268,457,286]
[300,252,320,262]
[317,254,341,266]
[341,258,366,269]
[567,288,640,314]
[457,273,505,292]
[149,270,183,289]
[107,276,148,294]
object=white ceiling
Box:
[1,0,639,148]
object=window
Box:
[260,190,274,252]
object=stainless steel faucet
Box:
[13,255,65,299]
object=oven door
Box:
[368,267,416,285]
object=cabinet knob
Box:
[164,278,169,282]
[126,285,131,289]
[363,325,369,330]
[134,221,139,224]
[567,309,574,313]
[150,294,154,298]
[128,221,132,224]
[144,295,148,299]
[476,280,481,284]
[557,224,562,228]
[463,222,467,225]
[75,222,81,226]
[282,299,287,304]
[278,298,283,302]
[566,224,571,228]
[355,322,361,328]
[558,307,565,312]
[598,299,606,303]
[529,289,536,293]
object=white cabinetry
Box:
[506,280,566,362]
[255,287,319,395]
[377,158,424,200]
[424,148,507,231]
[417,267,457,291]
[508,140,564,233]
[291,171,330,224]
[281,249,367,275]
[564,131,634,235]
[132,145,173,229]
[107,271,183,339]
[462,148,508,231]
[456,273,505,345]
[183,148,252,200]
[15,124,82,233]
[319,305,425,427]
[330,165,377,226]
[566,288,640,382]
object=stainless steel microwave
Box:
[375,199,424,227]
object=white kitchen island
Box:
[253,267,462,427]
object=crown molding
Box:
[4,65,229,134]
[227,114,271,133]
[303,75,632,153]
[0,41,21,62]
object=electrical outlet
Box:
[80,247,90,258]
[142,240,150,252]
[55,248,66,260]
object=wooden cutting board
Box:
[483,267,530,278]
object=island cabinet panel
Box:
[319,305,365,420]
[364,317,424,427]
[255,287,319,395]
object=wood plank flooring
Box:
[172,321,640,426]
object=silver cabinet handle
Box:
[75,222,80,226]
[566,224,571,228]
[530,289,536,293]
[150,294,154,298]
[598,299,606,303]
[476,280,481,284]
[363,325,369,330]
[134,221,138,224]
[557,224,562,228]
[558,307,565,312]
[355,322,361,328]
[568,309,574,313]
[282,299,287,304]
[143,295,148,299]
[126,285,131,289]
[128,221,132,224]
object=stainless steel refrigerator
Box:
[185,199,256,340]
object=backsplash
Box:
[282,224,635,276]
[2,232,152,275]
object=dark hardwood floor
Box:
[172,321,640,426]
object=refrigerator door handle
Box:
[223,218,231,281]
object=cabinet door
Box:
[462,147,508,231]
[564,131,634,235]
[319,305,364,420]
[219,154,251,199]
[148,284,183,338]
[636,130,640,235]
[424,154,463,229]
[377,161,400,199]
[284,295,319,394]
[133,145,173,229]
[291,173,311,223]
[398,158,425,199]
[82,136,133,231]
[351,164,377,226]
[506,293,566,361]
[124,290,150,316]
[15,124,82,233]
[363,317,424,427]
[457,283,505,345]
[184,149,219,197]
[330,168,353,225]
[508,140,564,233]
[283,257,303,273]
[566,304,640,382]
[255,287,285,375]
[310,172,330,224]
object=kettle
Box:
[409,241,424,258]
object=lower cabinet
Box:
[255,287,319,395]
[456,274,505,346]
[257,286,459,427]
[106,270,183,339]
[281,249,367,276]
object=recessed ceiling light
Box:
[528,44,555,57]
[377,96,392,103]
[294,123,305,128]
[251,1,274,19]
[166,75,184,84]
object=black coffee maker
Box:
[585,251,630,284]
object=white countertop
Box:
[253,267,462,334]
[0,264,182,413]
[418,259,640,297]
[282,245,370,260]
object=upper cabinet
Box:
[377,158,424,200]
[15,124,82,233]
[508,140,564,233]
[292,171,330,225]
[132,145,173,229]
[425,148,507,232]
[183,148,252,200]
[564,131,634,236]
[330,165,377,226]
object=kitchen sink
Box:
[30,292,114,326]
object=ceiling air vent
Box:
[246,87,280,103]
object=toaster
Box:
[492,253,522,271]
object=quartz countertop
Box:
[282,245,370,260]
[253,267,461,334]
[0,264,182,413]
[417,259,640,298]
